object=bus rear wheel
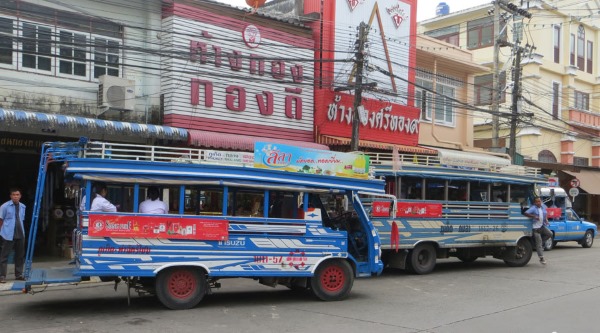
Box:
[156,267,206,310]
[310,260,354,301]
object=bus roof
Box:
[49,140,385,194]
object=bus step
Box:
[25,268,82,287]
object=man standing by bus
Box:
[524,197,552,265]
[0,188,26,283]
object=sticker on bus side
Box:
[372,202,443,218]
[88,214,229,241]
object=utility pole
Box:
[508,48,522,160]
[491,0,501,149]
[350,22,368,152]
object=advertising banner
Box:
[254,142,370,179]
[88,214,229,241]
[371,201,443,217]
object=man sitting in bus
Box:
[139,186,168,214]
[90,182,118,212]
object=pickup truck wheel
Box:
[543,235,555,251]
[156,267,206,310]
[409,243,436,274]
[310,260,354,301]
[581,230,594,248]
[504,238,533,267]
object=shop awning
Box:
[563,170,600,195]
[188,130,329,151]
[0,108,188,141]
[318,135,437,154]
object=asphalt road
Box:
[1,241,598,333]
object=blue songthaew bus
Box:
[19,139,388,309]
[364,148,548,274]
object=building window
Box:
[553,25,560,63]
[538,150,557,163]
[94,38,120,78]
[22,23,52,71]
[0,3,122,81]
[435,84,455,125]
[573,157,589,166]
[467,17,494,49]
[552,82,560,120]
[577,25,585,71]
[425,25,460,46]
[570,34,575,66]
[415,78,434,120]
[474,72,506,106]
[574,90,589,110]
[587,41,593,74]
[59,31,87,77]
[415,78,454,125]
[0,17,13,65]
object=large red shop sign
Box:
[189,38,305,119]
[315,89,421,146]
[88,215,229,241]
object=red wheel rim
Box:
[167,270,197,299]
[320,265,345,292]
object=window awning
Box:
[188,130,330,151]
[563,170,600,195]
[0,108,188,141]
[318,135,437,154]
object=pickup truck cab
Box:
[544,207,597,250]
[536,187,598,250]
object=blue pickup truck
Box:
[537,187,597,250]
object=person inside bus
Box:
[139,186,168,214]
[90,182,118,212]
[524,197,552,265]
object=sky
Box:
[215,0,492,22]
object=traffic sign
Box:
[569,187,580,197]
[570,178,580,188]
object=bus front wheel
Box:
[156,267,206,310]
[409,243,436,274]
[310,260,354,301]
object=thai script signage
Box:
[254,142,370,179]
[162,4,314,142]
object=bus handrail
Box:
[82,141,254,167]
[366,152,541,176]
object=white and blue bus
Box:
[365,148,548,274]
[20,139,388,309]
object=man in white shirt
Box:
[139,186,168,214]
[90,183,117,212]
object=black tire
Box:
[409,243,436,275]
[504,238,533,267]
[310,260,354,301]
[457,255,478,263]
[581,230,594,248]
[543,235,555,251]
[156,267,206,310]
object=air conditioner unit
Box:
[98,75,136,111]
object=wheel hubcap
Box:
[168,270,196,299]
[321,266,345,292]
